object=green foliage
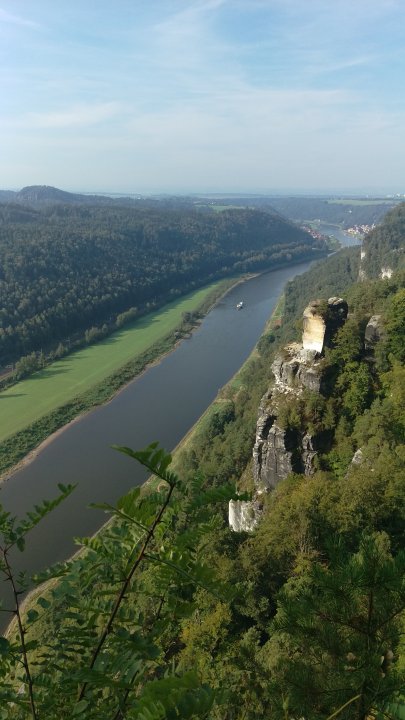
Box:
[0,202,323,364]
[384,288,405,362]
[282,248,360,340]
[326,317,364,364]
[335,361,372,419]
[1,202,404,719]
[268,533,405,719]
[0,444,247,719]
[14,352,45,380]
[362,203,405,278]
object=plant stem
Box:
[3,549,38,720]
[78,482,175,703]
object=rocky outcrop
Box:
[229,500,263,533]
[350,448,364,466]
[230,295,350,530]
[302,433,318,475]
[302,297,348,353]
[253,421,297,491]
[253,418,321,491]
[359,247,367,280]
[364,315,383,350]
[271,345,323,394]
[251,298,347,497]
[302,302,327,352]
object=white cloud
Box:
[25,102,121,129]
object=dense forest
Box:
[0,199,325,365]
[0,204,403,718]
[202,196,398,228]
[361,203,405,278]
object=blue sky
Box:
[1,0,404,194]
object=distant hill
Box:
[0,185,199,211]
[188,195,400,228]
[0,188,399,226]
[17,185,91,204]
[0,202,326,363]
[14,185,133,206]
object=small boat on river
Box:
[236,301,244,310]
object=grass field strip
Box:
[1,283,222,443]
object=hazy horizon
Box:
[2,184,404,198]
[1,0,405,194]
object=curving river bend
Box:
[1,250,356,622]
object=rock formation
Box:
[302,302,327,352]
[228,499,263,533]
[302,297,348,353]
[253,298,347,492]
[364,315,383,350]
[230,296,348,530]
[272,345,323,393]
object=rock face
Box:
[229,500,262,532]
[230,295,349,530]
[253,417,321,491]
[253,420,297,491]
[272,345,323,393]
[252,298,347,495]
[351,448,364,466]
[252,343,327,491]
[302,433,318,475]
[359,247,367,281]
[302,297,348,353]
[302,302,327,352]
[364,315,383,350]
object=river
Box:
[318,223,361,247]
[0,256,335,622]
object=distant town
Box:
[345,224,376,237]
[303,223,376,241]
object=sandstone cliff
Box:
[230,296,348,531]
[252,297,347,492]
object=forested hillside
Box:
[201,196,398,228]
[0,202,323,364]
[361,202,405,278]
[263,196,398,227]
[0,208,404,719]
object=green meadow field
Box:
[1,282,223,443]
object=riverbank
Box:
[0,256,317,641]
[4,287,286,641]
[170,293,284,477]
[0,277,244,481]
[0,253,324,483]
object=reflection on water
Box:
[318,223,362,247]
